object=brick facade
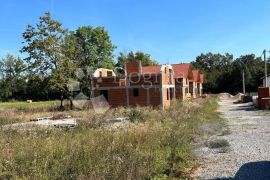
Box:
[92,62,204,109]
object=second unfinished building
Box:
[92,62,204,109]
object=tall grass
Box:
[0,101,58,110]
[0,97,222,179]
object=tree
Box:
[192,52,264,94]
[0,54,26,101]
[233,55,264,93]
[64,26,116,98]
[192,53,234,93]
[69,26,116,69]
[116,51,158,74]
[21,12,76,109]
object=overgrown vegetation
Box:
[0,97,223,179]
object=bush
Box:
[128,108,144,122]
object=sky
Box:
[1,0,270,64]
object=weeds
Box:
[0,96,223,179]
[128,108,144,122]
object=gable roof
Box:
[141,65,162,74]
[172,63,193,78]
[192,70,200,82]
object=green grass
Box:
[0,96,223,179]
[0,101,59,110]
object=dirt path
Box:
[193,99,270,179]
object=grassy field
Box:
[0,97,224,179]
[0,101,59,110]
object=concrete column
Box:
[193,81,196,98]
[160,73,164,109]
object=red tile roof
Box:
[141,65,162,74]
[199,74,204,83]
[192,70,200,82]
[172,63,192,78]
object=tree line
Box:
[0,12,157,104]
[192,53,266,94]
[0,12,267,103]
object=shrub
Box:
[128,108,144,122]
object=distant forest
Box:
[0,12,267,101]
[192,53,266,94]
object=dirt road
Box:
[194,99,270,179]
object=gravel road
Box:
[193,99,270,179]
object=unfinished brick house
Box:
[173,63,194,100]
[92,62,175,109]
[92,62,204,108]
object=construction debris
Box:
[218,93,244,102]
[101,117,130,129]
[2,116,77,130]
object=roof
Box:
[192,70,200,82]
[172,63,192,78]
[141,65,162,74]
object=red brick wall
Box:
[129,74,161,86]
[93,77,120,87]
[126,62,141,76]
[258,87,270,98]
[175,78,183,99]
[150,88,161,106]
[128,88,147,106]
[94,88,127,107]
[108,89,127,107]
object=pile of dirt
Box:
[218,93,233,100]
[231,93,245,101]
[218,93,244,101]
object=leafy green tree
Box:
[0,54,26,101]
[64,26,116,98]
[233,55,264,93]
[21,12,76,108]
[69,26,116,69]
[25,75,50,101]
[192,53,265,94]
[192,53,233,93]
[116,51,158,74]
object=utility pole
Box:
[242,70,245,94]
[264,49,268,87]
[239,60,246,94]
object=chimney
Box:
[125,61,142,76]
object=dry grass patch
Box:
[0,97,223,179]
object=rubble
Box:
[2,116,77,130]
[101,117,130,129]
